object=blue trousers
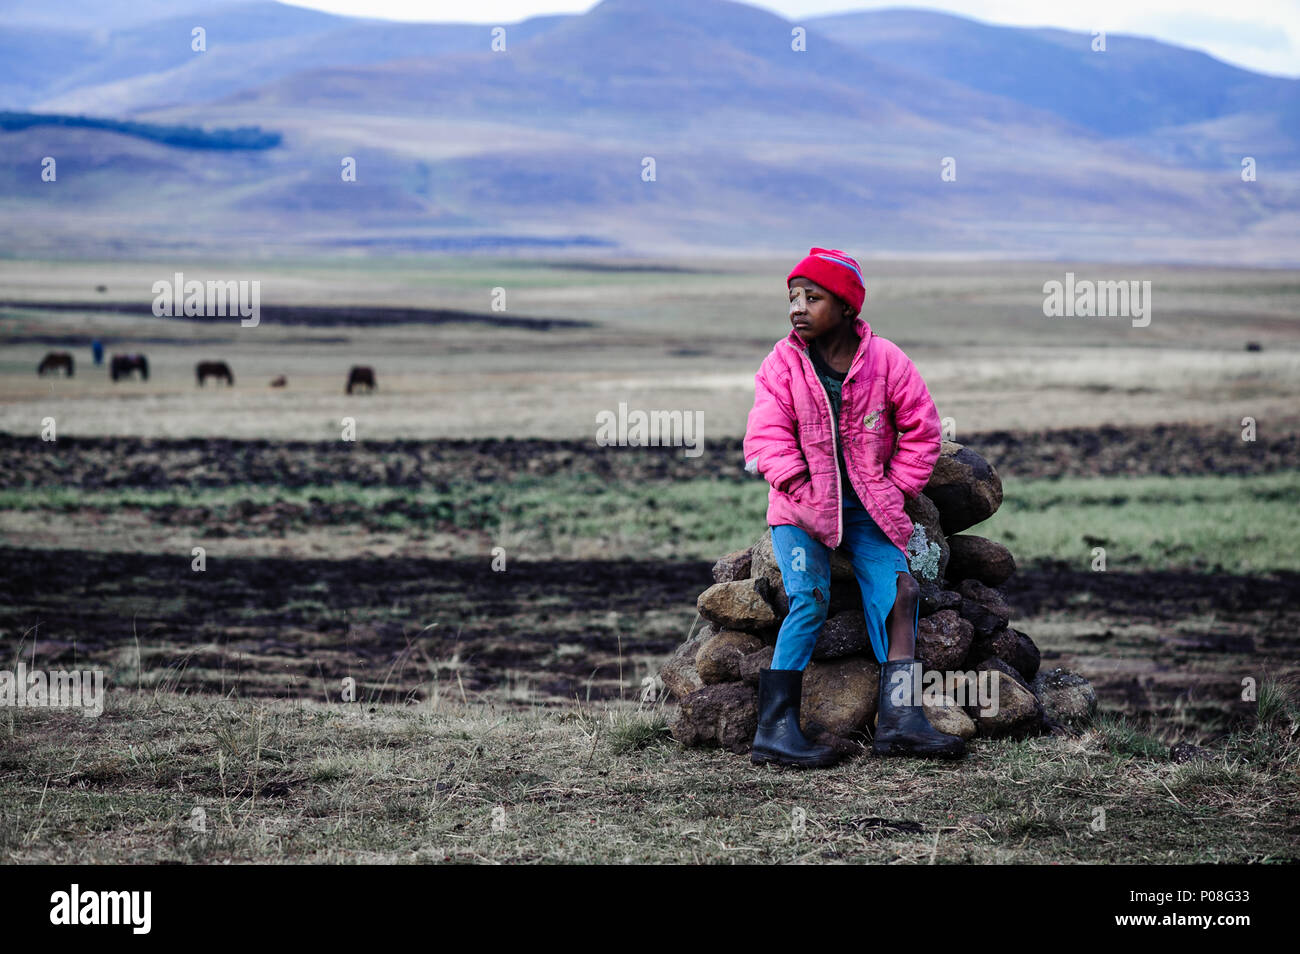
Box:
[770,498,917,670]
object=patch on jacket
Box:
[863,405,886,430]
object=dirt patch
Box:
[3,420,1297,491]
[2,546,1295,739]
[0,546,709,705]
[0,299,594,330]
[999,563,1300,737]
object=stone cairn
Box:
[661,441,1098,755]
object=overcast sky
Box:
[280,0,1299,78]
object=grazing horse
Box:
[37,352,75,377]
[346,366,376,394]
[270,375,287,388]
[196,361,235,386]
[110,353,149,382]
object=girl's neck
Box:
[812,319,860,368]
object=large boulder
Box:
[926,442,1003,535]
[1030,668,1097,727]
[659,625,710,700]
[748,531,789,618]
[972,655,1033,694]
[902,493,949,583]
[669,682,758,753]
[739,644,775,686]
[811,610,870,661]
[956,595,1009,641]
[969,628,1041,682]
[696,629,766,684]
[972,670,1046,739]
[946,535,1017,587]
[915,609,975,672]
[712,547,753,583]
[922,694,978,740]
[918,581,962,618]
[955,579,1012,623]
[697,579,777,634]
[801,657,880,737]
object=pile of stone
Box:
[661,441,1097,755]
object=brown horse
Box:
[196,361,235,386]
[37,352,74,377]
[346,366,376,394]
[110,353,149,382]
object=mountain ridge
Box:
[0,0,1295,262]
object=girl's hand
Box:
[778,470,812,497]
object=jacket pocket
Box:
[772,480,819,538]
[786,472,813,500]
[872,474,908,535]
[884,470,910,502]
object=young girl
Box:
[742,247,965,767]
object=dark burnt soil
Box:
[4,420,1298,491]
[0,300,593,330]
[1001,562,1300,737]
[2,545,1295,738]
[0,546,709,705]
[1001,561,1300,619]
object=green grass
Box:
[1,677,1295,863]
[979,471,1300,573]
[5,470,1299,571]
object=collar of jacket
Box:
[780,316,874,380]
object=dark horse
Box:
[196,361,235,386]
[110,354,149,382]
[37,352,75,377]
[346,366,376,394]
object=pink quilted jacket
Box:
[742,316,942,556]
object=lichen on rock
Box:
[906,522,942,582]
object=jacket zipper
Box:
[798,344,843,549]
[785,327,874,550]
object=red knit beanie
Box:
[787,247,865,317]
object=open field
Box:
[2,423,1298,737]
[2,257,1298,439]
[5,0,1300,870]
[2,688,1297,864]
[3,255,1299,863]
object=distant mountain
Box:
[3,2,570,114]
[807,7,1300,166]
[226,0,1093,139]
[0,0,239,31]
[0,0,1295,263]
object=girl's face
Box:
[788,277,851,341]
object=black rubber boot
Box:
[751,668,843,768]
[873,659,966,759]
